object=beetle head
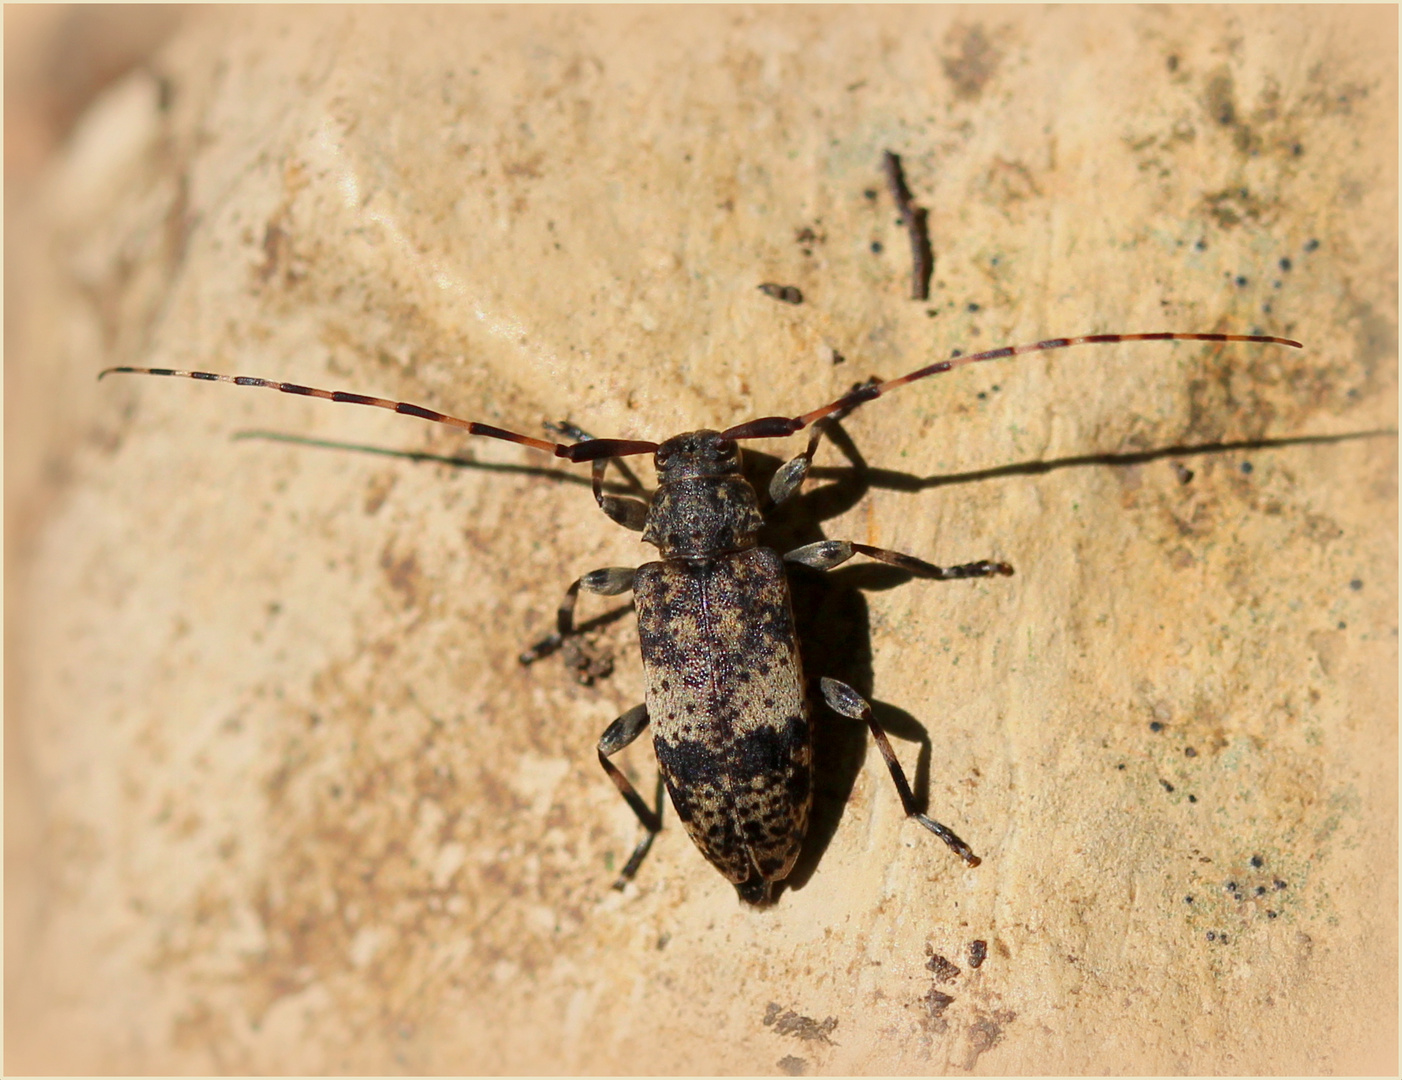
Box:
[652,430,743,483]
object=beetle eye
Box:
[715,438,737,457]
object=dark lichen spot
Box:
[1206,70,1236,126]
[758,283,804,305]
[942,23,1002,99]
[1251,854,1264,868]
[924,987,955,1019]
[1150,721,1165,733]
[925,951,961,983]
[764,1005,838,1043]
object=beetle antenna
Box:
[97,366,659,463]
[719,331,1304,442]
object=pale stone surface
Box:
[8,7,1396,1073]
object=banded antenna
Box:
[100,331,1302,456]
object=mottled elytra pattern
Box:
[636,547,811,894]
[101,326,1302,904]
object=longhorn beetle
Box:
[102,329,1301,903]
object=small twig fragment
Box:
[882,149,934,300]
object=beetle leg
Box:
[543,420,647,493]
[767,424,827,506]
[591,456,649,531]
[545,421,649,530]
[518,567,637,683]
[767,381,881,507]
[819,676,981,868]
[597,703,663,888]
[785,539,1013,579]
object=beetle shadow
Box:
[743,421,1397,900]
[236,421,1396,901]
[781,565,939,897]
[230,430,641,493]
[745,429,946,900]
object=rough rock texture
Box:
[8,7,1396,1073]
